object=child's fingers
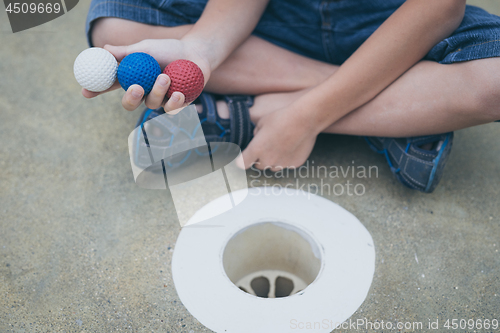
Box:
[239,141,260,170]
[104,40,153,62]
[81,81,121,99]
[145,74,171,110]
[164,92,185,113]
[103,44,129,62]
[122,85,144,111]
[82,88,100,99]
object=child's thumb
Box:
[103,44,129,62]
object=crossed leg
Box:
[252,58,500,137]
[92,18,500,138]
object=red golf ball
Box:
[163,60,204,104]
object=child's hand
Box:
[81,39,211,113]
[240,105,319,171]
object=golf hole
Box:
[222,222,322,298]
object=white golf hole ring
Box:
[223,221,322,298]
[172,187,375,333]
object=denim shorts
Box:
[86,0,500,65]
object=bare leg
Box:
[250,59,500,136]
[327,59,500,136]
[91,18,335,95]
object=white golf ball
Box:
[74,48,118,92]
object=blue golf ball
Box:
[117,52,161,95]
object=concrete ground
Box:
[0,1,498,332]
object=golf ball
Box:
[74,48,118,92]
[117,52,161,95]
[163,59,204,104]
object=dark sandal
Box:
[197,93,255,150]
[365,133,454,193]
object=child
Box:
[82,0,500,193]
